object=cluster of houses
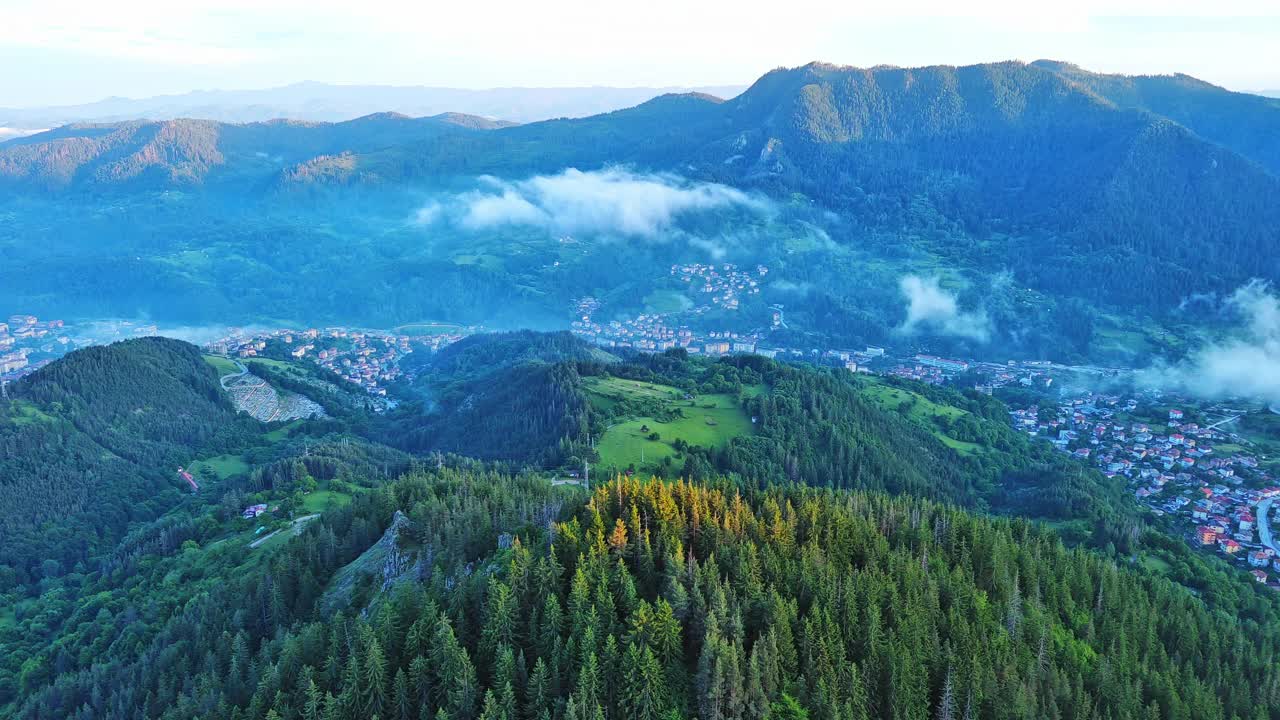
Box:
[0,314,71,380]
[887,355,1061,390]
[0,315,191,383]
[670,263,766,311]
[570,306,769,357]
[571,265,772,352]
[886,355,974,384]
[574,312,686,351]
[305,331,411,397]
[573,296,602,321]
[1011,393,1280,587]
[210,326,452,398]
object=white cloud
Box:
[769,279,813,294]
[460,189,548,229]
[407,202,443,226]
[686,237,729,260]
[1144,280,1280,404]
[0,3,269,66]
[896,274,991,342]
[0,127,46,140]
[418,167,769,238]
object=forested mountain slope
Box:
[3,60,1276,318]
[0,112,504,190]
[378,335,1137,548]
[701,62,1280,307]
[13,473,1279,719]
[1033,59,1280,175]
[386,332,615,464]
[0,334,1274,718]
[0,337,259,585]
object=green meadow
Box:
[187,453,251,480]
[859,379,981,456]
[586,377,755,473]
[203,354,240,377]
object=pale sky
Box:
[1,0,1278,107]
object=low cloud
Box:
[409,201,443,226]
[68,320,280,348]
[1175,290,1219,313]
[0,127,46,141]
[896,274,991,342]
[413,167,769,238]
[686,236,729,260]
[1143,280,1280,404]
[769,279,812,295]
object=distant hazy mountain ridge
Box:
[0,112,504,189]
[1,58,1278,337]
[0,81,749,129]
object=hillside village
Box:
[570,263,770,352]
[7,306,1280,591]
[0,314,69,381]
[0,314,182,384]
[670,262,767,311]
[1011,395,1280,587]
[206,326,467,399]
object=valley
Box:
[2,53,1280,720]
[3,325,1280,719]
[5,60,1279,373]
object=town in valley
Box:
[6,304,1279,590]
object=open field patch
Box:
[188,453,250,480]
[587,376,754,472]
[859,379,981,456]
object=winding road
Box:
[247,514,321,549]
[219,358,249,389]
[1259,497,1278,556]
[1205,414,1244,431]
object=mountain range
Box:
[2,59,1278,361]
[7,57,1280,720]
[6,60,1278,189]
[0,81,749,130]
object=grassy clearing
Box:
[588,377,683,402]
[250,358,293,369]
[303,489,352,513]
[1140,554,1173,574]
[188,454,250,480]
[203,354,240,378]
[861,382,966,422]
[4,399,54,426]
[587,377,754,472]
[1093,326,1153,359]
[264,420,303,443]
[253,529,294,552]
[938,435,982,456]
[859,380,979,456]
